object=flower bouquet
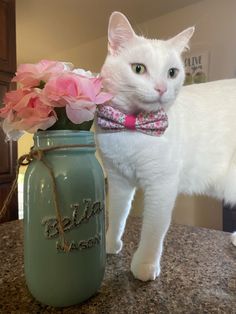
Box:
[0,59,111,140]
[0,60,112,307]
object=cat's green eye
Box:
[131,63,146,74]
[168,68,179,79]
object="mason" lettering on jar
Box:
[56,234,101,252]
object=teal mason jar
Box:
[23,130,106,307]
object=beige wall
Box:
[140,0,236,81]
[17,0,236,229]
[131,190,222,230]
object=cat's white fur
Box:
[95,12,236,281]
[232,232,236,246]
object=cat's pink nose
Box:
[155,84,167,96]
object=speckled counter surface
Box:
[1,218,236,314]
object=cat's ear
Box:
[108,11,136,55]
[168,27,195,53]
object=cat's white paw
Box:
[106,238,123,254]
[131,251,160,281]
[231,232,236,246]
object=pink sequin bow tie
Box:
[97,105,168,136]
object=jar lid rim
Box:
[34,130,94,139]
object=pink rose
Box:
[43,73,79,106]
[0,89,28,118]
[0,89,56,140]
[43,74,112,124]
[0,60,113,140]
[12,59,73,88]
[65,100,97,124]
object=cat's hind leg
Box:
[223,162,236,246]
[231,232,236,246]
[106,170,136,254]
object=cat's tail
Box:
[231,232,236,246]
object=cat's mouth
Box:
[140,97,158,104]
[135,93,167,106]
[142,98,162,105]
[134,96,166,112]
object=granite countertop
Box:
[1,218,236,314]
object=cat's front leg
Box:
[106,170,136,254]
[131,177,178,281]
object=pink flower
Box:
[43,73,79,106]
[66,101,97,124]
[0,59,113,140]
[0,89,56,140]
[43,74,112,124]
[12,59,73,88]
[0,89,28,118]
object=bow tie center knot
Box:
[124,115,136,130]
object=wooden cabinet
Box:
[0,0,16,72]
[0,0,18,222]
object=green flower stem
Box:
[48,107,93,131]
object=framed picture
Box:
[184,51,209,85]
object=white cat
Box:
[95,11,236,281]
